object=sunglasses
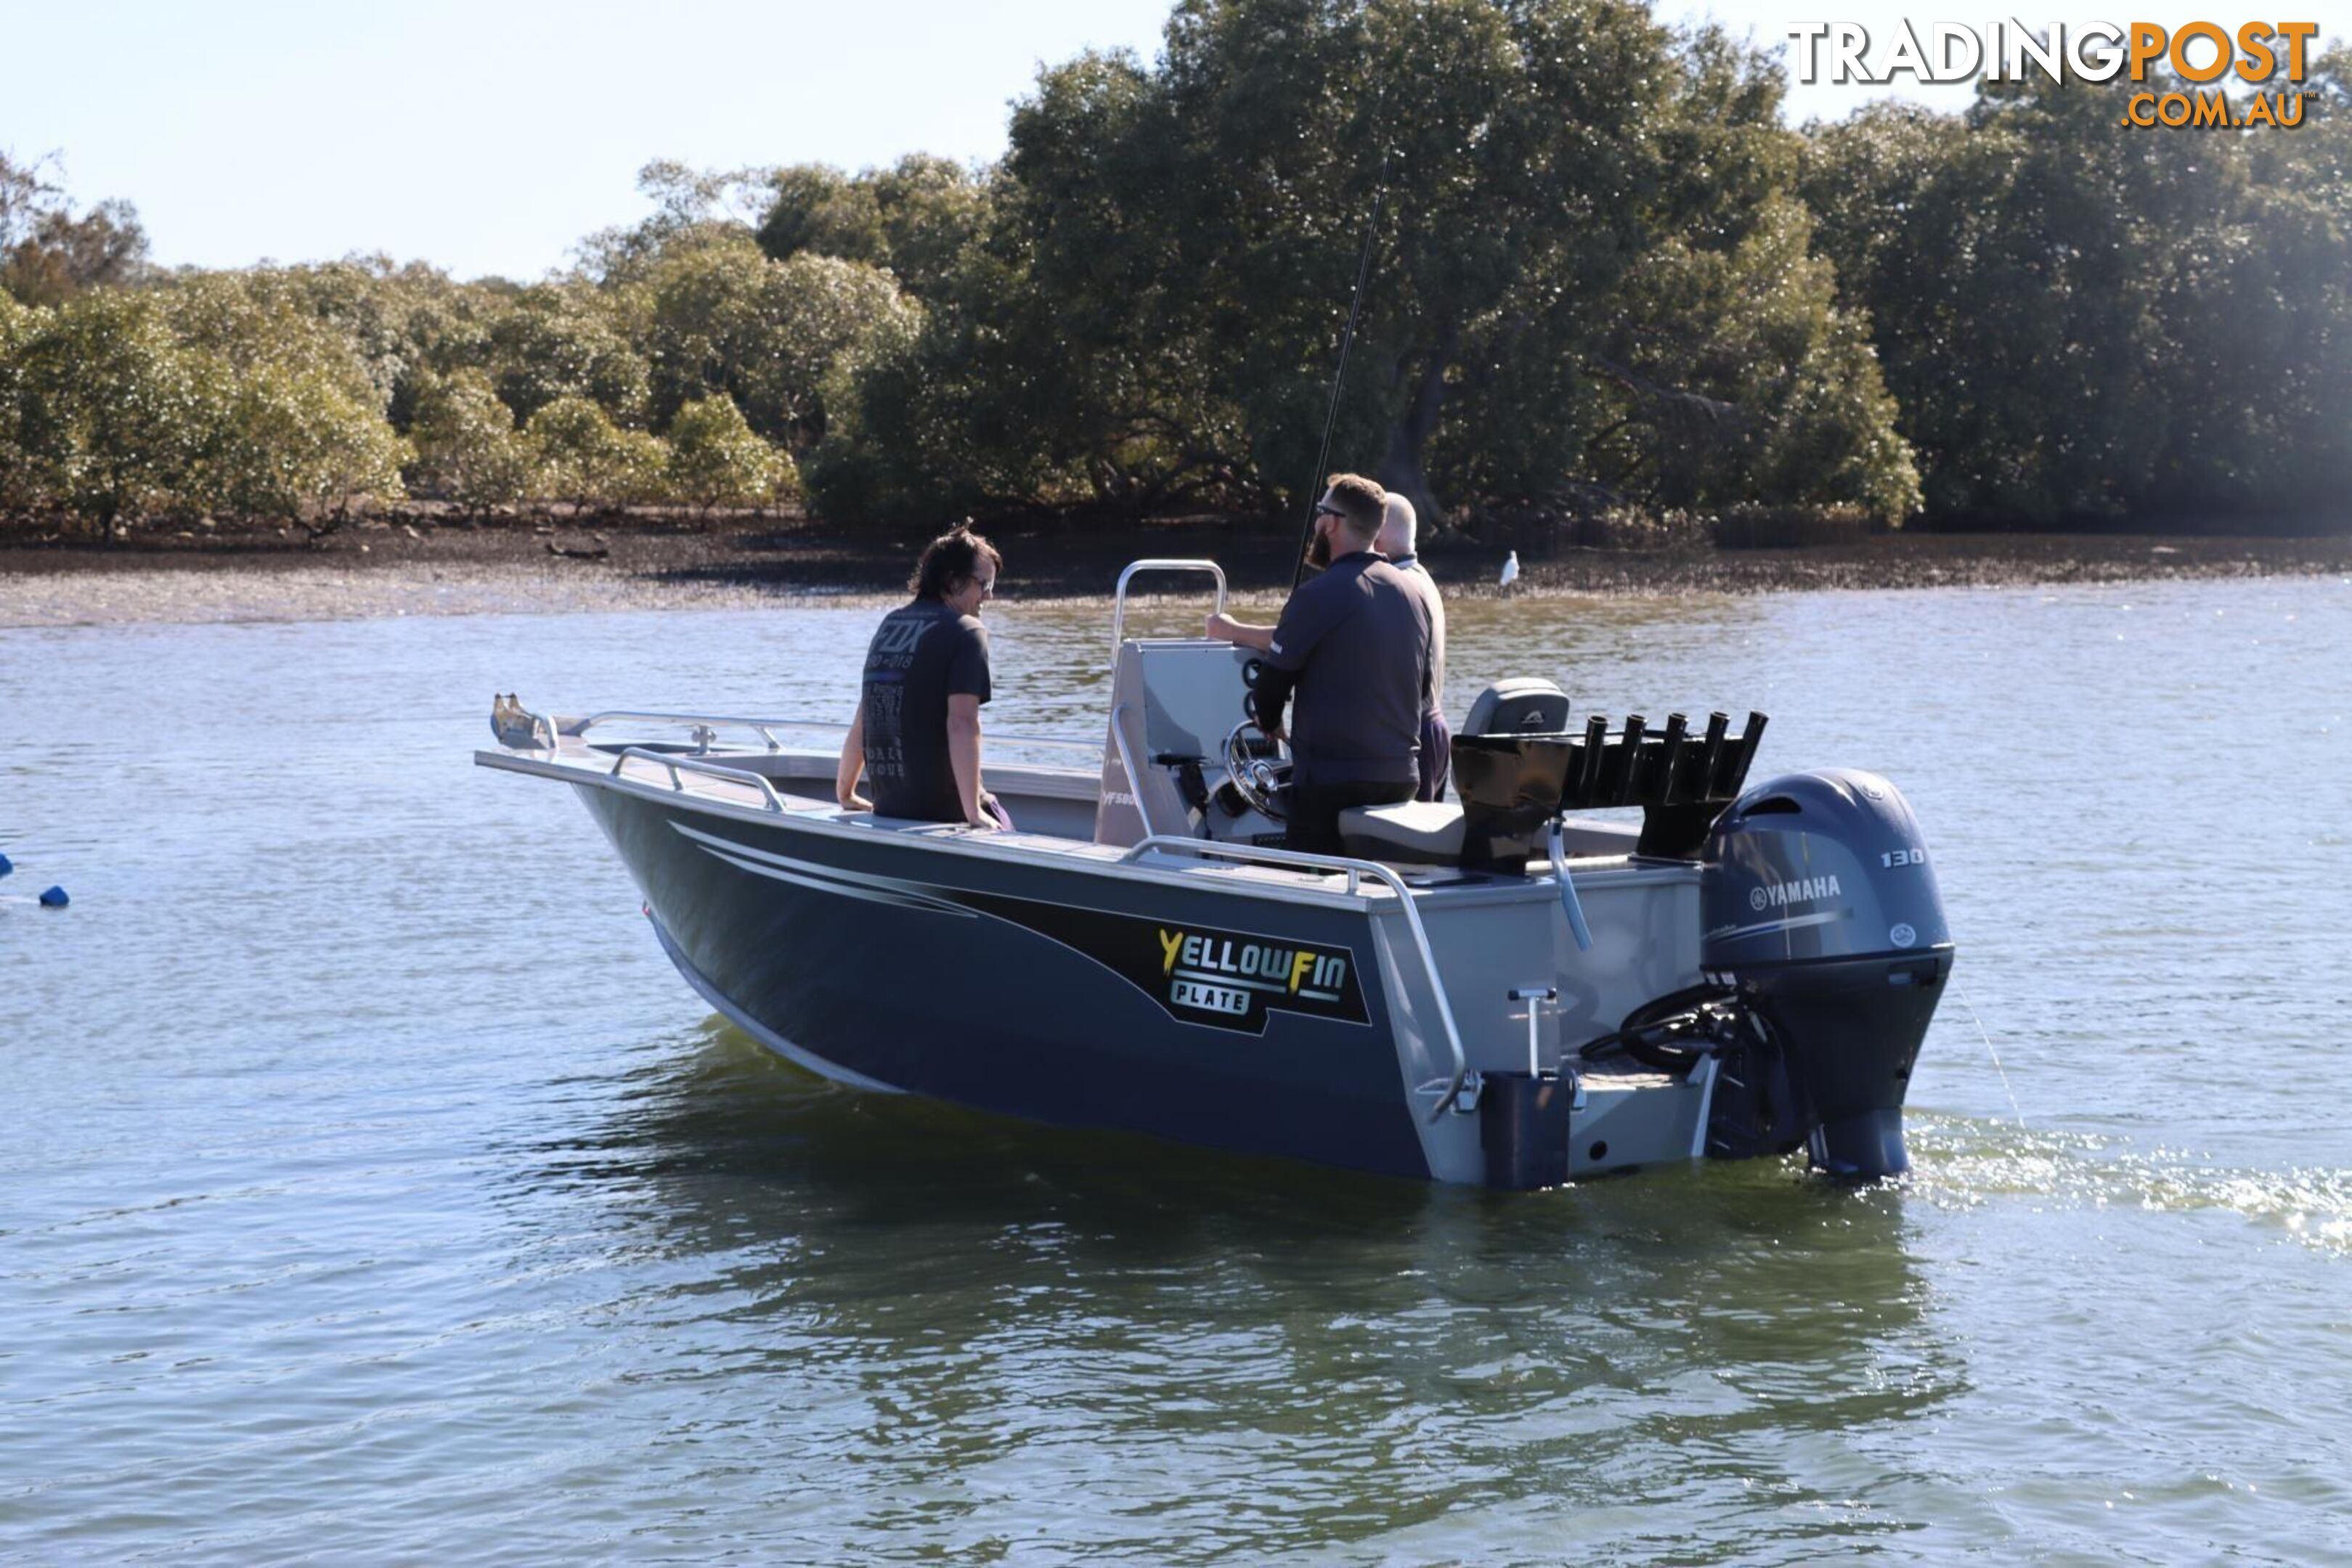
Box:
[1314,503,1344,518]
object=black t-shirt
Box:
[859,597,992,822]
[1264,551,1432,787]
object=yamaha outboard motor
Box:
[1702,769,1954,1177]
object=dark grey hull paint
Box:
[579,785,1436,1180]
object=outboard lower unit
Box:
[1701,769,1955,1177]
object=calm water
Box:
[4,576,2350,1564]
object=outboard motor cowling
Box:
[1462,678,1571,738]
[1702,769,1954,1178]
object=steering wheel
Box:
[1222,719,1290,820]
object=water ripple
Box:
[4,579,2351,1562]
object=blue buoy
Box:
[0,852,12,875]
[38,885,68,907]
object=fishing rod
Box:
[1288,149,1389,593]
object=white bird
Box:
[1498,550,1520,592]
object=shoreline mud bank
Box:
[4,514,2346,628]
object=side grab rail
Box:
[1109,560,1229,664]
[609,746,796,814]
[572,710,1098,755]
[576,710,820,751]
[1120,836,1470,1123]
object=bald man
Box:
[1377,495,1450,801]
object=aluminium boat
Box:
[477,560,1954,1188]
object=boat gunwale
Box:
[475,742,1704,911]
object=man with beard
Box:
[1204,474,1432,854]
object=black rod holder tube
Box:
[1576,715,1609,804]
[1697,711,1729,799]
[1719,711,1769,795]
[1614,714,1648,804]
[1656,713,1690,804]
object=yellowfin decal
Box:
[903,889,1372,1037]
[1129,925,1366,1032]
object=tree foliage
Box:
[1800,52,2352,521]
[195,362,410,523]
[757,155,990,300]
[642,232,920,445]
[574,159,781,285]
[1,153,150,308]
[805,0,1920,525]
[664,393,797,510]
[11,290,204,533]
[3,24,2345,539]
[0,290,45,512]
[488,284,651,428]
[404,369,534,510]
[145,273,408,520]
[527,395,668,508]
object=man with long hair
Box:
[837,526,1012,830]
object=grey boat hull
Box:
[581,783,1441,1180]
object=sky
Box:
[5,0,1991,281]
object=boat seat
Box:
[1341,799,1647,870]
[1338,801,1465,865]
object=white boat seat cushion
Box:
[1338,801,1465,865]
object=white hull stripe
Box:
[672,821,974,916]
[697,846,975,915]
[1702,910,1844,942]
